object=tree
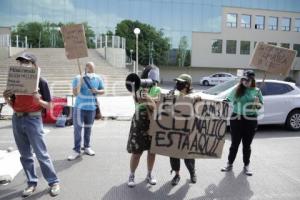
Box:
[115,20,170,66]
[11,21,96,48]
[177,36,190,67]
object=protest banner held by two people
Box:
[149,94,229,159]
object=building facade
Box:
[192,7,300,82]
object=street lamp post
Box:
[134,28,140,74]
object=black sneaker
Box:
[190,172,197,184]
[221,163,233,172]
[171,174,180,186]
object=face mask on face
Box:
[86,73,95,78]
[242,79,251,88]
[20,62,32,68]
[176,81,186,91]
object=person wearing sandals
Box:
[221,70,263,176]
[127,65,161,187]
[169,74,197,186]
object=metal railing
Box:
[96,35,126,49]
[0,34,10,48]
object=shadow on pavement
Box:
[52,157,83,173]
[102,180,190,200]
[190,171,253,200]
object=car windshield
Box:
[202,79,239,95]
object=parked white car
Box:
[194,79,300,131]
[200,72,236,86]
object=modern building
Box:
[192,7,300,82]
[1,0,300,82]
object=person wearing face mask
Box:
[2,52,60,197]
[169,74,197,186]
[221,70,263,176]
[67,62,105,161]
[127,65,161,188]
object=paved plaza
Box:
[0,120,300,200]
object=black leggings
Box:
[170,157,195,174]
[228,114,257,166]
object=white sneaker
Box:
[22,185,36,197]
[84,147,95,156]
[67,150,80,161]
[146,174,157,185]
[127,174,136,188]
[244,165,253,176]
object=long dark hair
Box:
[235,78,256,98]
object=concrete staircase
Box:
[0,48,130,97]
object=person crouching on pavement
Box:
[127,65,161,187]
[3,52,60,197]
[68,62,105,160]
[169,74,197,186]
[221,70,263,176]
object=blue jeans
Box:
[12,114,59,187]
[73,109,96,153]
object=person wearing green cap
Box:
[169,73,197,186]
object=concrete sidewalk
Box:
[0,120,300,200]
[0,96,135,119]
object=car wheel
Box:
[285,110,300,131]
[203,80,209,86]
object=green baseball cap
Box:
[175,74,192,84]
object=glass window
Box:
[240,41,251,55]
[226,40,237,54]
[268,42,277,46]
[293,44,300,57]
[211,39,222,53]
[281,17,291,31]
[241,14,251,28]
[254,41,257,48]
[226,13,237,28]
[255,16,265,30]
[295,18,300,32]
[258,82,294,96]
[281,43,290,49]
[268,17,278,30]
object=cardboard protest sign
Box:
[149,94,229,159]
[249,42,297,75]
[61,24,88,60]
[6,66,40,95]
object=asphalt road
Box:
[0,120,300,200]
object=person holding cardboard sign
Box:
[221,70,263,176]
[169,74,197,186]
[2,52,60,197]
[68,62,105,161]
[126,65,161,188]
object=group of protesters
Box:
[2,52,263,197]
